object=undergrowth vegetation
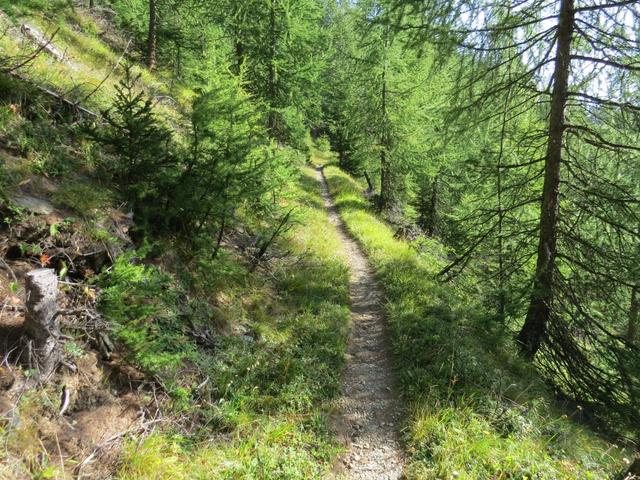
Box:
[321,162,626,479]
[100,166,351,478]
[1,0,637,476]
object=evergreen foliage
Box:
[87,64,174,202]
[1,0,639,476]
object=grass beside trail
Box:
[0,0,193,116]
[0,165,351,479]
[320,161,625,479]
[113,166,351,479]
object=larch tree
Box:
[389,0,640,433]
[208,0,326,144]
[146,0,157,70]
[329,0,438,217]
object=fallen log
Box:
[20,24,65,63]
[5,70,99,118]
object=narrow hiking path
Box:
[316,166,405,480]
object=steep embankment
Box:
[320,162,626,479]
[0,161,354,477]
[0,1,193,115]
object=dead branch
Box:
[79,39,132,104]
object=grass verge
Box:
[109,165,351,479]
[321,161,626,479]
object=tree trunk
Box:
[234,39,245,74]
[628,286,638,343]
[212,209,227,260]
[24,269,60,379]
[267,0,280,141]
[363,171,374,193]
[380,148,391,211]
[146,0,158,71]
[425,175,438,237]
[379,30,391,212]
[517,0,574,359]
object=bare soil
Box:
[317,167,405,480]
[0,185,148,479]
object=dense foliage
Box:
[1,0,638,476]
[319,0,640,444]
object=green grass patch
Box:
[321,161,626,479]
[99,165,350,478]
[0,3,193,118]
[52,180,114,213]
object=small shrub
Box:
[86,64,174,204]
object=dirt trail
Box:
[316,166,404,480]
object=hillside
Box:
[1,1,639,479]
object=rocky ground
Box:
[317,167,405,480]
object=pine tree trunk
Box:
[628,286,638,344]
[517,0,574,359]
[147,0,158,71]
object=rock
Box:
[12,193,54,215]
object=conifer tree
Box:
[388,0,640,433]
[87,64,173,202]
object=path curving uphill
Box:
[317,166,405,480]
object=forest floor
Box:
[317,166,405,480]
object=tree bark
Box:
[379,29,391,212]
[517,0,574,359]
[628,286,638,343]
[146,0,158,71]
[24,269,60,379]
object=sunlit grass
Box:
[0,3,194,118]
[111,165,351,479]
[322,163,626,479]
